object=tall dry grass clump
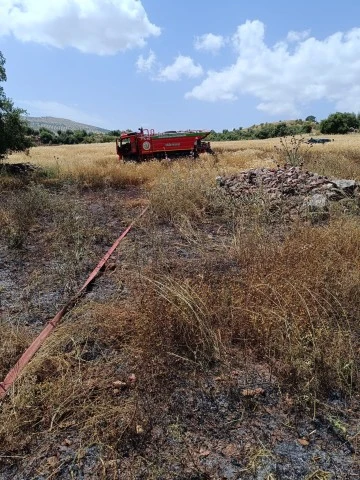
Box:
[0,304,141,456]
[148,158,237,224]
[0,183,50,248]
[229,217,360,402]
[59,157,164,189]
[0,322,32,380]
[306,147,360,180]
[136,276,224,365]
[149,160,214,221]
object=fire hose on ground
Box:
[0,205,149,400]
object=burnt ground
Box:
[0,178,359,479]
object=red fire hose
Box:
[0,205,149,400]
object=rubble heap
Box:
[217,166,359,219]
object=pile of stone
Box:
[216,166,359,220]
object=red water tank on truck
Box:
[116,128,214,162]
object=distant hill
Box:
[23,116,109,134]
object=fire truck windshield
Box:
[121,138,130,145]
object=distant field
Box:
[9,133,360,182]
[212,133,360,151]
[8,138,277,188]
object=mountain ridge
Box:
[23,116,110,134]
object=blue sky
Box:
[1,0,360,131]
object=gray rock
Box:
[332,179,357,193]
[216,176,224,186]
[303,194,329,212]
[325,188,347,200]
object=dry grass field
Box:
[7,133,360,181]
[1,136,360,478]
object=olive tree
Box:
[0,51,31,161]
[320,112,359,134]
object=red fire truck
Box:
[116,128,214,162]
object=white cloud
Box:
[287,30,310,42]
[136,50,156,72]
[231,20,266,56]
[20,100,105,126]
[0,0,160,55]
[186,20,360,116]
[194,33,225,54]
[158,55,203,81]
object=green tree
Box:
[73,129,87,143]
[320,112,359,134]
[0,51,31,160]
[305,115,316,122]
[107,130,121,136]
[301,122,313,134]
[274,122,289,137]
[39,129,55,144]
[255,123,275,139]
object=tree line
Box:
[207,119,314,141]
[208,112,360,141]
[27,127,121,145]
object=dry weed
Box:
[0,303,141,455]
[149,158,235,223]
[230,217,360,403]
[0,321,32,379]
[137,275,223,364]
[0,183,50,248]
